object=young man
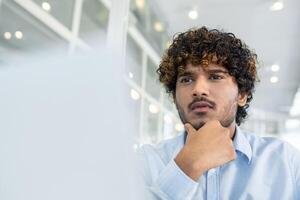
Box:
[139,27,300,199]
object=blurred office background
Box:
[1,0,300,148]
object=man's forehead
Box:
[181,63,228,72]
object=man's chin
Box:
[190,120,206,130]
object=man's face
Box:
[174,63,247,130]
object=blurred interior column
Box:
[106,0,130,69]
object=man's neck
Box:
[228,123,237,139]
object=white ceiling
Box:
[152,0,300,116]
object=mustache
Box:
[188,96,216,110]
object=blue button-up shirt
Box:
[139,127,300,199]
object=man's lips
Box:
[190,101,213,112]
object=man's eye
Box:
[209,74,224,80]
[179,77,193,83]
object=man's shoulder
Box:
[244,131,283,145]
[242,130,300,157]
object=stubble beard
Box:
[175,100,237,130]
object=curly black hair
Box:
[157,26,258,125]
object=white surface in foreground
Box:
[0,51,142,200]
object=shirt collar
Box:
[233,126,252,164]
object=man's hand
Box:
[174,120,236,181]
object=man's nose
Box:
[192,77,210,97]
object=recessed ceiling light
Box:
[270,1,284,11]
[149,104,159,114]
[129,72,134,79]
[135,0,145,10]
[130,89,140,100]
[153,21,164,32]
[42,2,51,11]
[175,123,184,131]
[270,76,279,83]
[188,10,198,20]
[271,64,280,72]
[15,31,23,39]
[4,32,12,40]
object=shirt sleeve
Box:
[138,145,199,200]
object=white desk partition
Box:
[0,51,142,200]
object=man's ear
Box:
[238,92,248,107]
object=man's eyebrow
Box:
[205,69,229,74]
[177,68,229,78]
[178,71,194,77]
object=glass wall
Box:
[0,0,109,61]
[79,0,109,48]
[0,0,178,146]
[0,0,68,64]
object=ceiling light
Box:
[271,64,280,72]
[130,89,140,100]
[163,114,172,124]
[42,2,51,11]
[270,1,284,11]
[129,72,133,79]
[188,10,198,20]
[270,76,278,83]
[14,31,23,39]
[135,0,145,10]
[175,123,184,132]
[3,32,12,40]
[149,104,159,114]
[153,21,164,32]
